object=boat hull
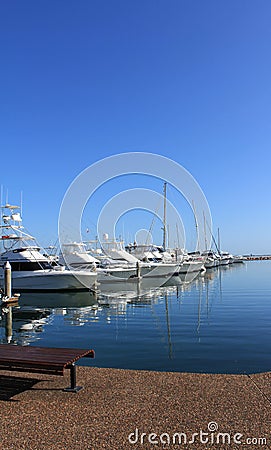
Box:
[0,269,97,292]
[219,258,230,266]
[140,263,179,278]
[178,261,204,274]
[97,267,137,282]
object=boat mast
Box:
[163,182,167,251]
[20,191,23,217]
[205,219,220,254]
[192,200,199,252]
[203,211,207,251]
[217,227,221,255]
[176,223,180,248]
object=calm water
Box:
[1,261,271,374]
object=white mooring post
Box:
[2,261,15,343]
[4,261,12,299]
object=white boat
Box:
[125,243,179,278]
[218,251,233,266]
[59,242,99,270]
[203,259,216,269]
[0,204,97,292]
[178,259,205,274]
[232,255,244,263]
[59,242,138,282]
[202,250,234,267]
[201,250,218,269]
[174,250,205,274]
[221,251,234,264]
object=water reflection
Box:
[0,262,259,374]
[0,271,203,345]
[19,291,98,308]
[0,306,52,345]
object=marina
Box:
[0,198,245,292]
[1,2,270,447]
[1,260,270,375]
[1,197,269,376]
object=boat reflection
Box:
[19,291,98,308]
[0,271,205,344]
[0,305,52,345]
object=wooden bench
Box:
[0,345,95,392]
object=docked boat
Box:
[59,242,138,282]
[201,250,219,269]
[232,255,244,263]
[173,250,205,274]
[125,243,180,278]
[178,258,205,274]
[218,251,232,266]
[0,204,97,291]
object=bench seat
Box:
[0,345,95,392]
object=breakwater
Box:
[244,255,271,260]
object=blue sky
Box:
[1,1,271,254]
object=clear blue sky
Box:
[1,1,271,254]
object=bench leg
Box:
[63,363,83,393]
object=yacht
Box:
[125,243,179,278]
[178,256,205,274]
[59,242,138,282]
[173,249,205,274]
[201,250,219,269]
[220,251,234,264]
[0,204,97,292]
[218,251,231,266]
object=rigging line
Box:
[145,196,163,246]
[192,200,200,252]
[18,223,55,270]
[205,220,220,254]
[20,228,53,270]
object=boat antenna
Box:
[20,191,23,217]
[163,182,167,251]
[203,211,207,251]
[192,200,199,251]
[0,185,2,208]
[217,227,221,255]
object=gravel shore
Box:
[0,366,270,449]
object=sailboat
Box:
[125,182,180,278]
